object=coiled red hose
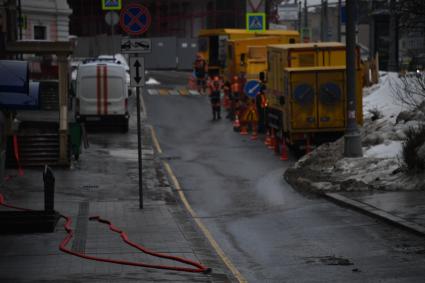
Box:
[0,193,211,274]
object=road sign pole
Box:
[129,56,145,209]
[136,84,143,209]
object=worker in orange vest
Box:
[209,76,222,120]
[193,53,208,94]
[222,80,232,119]
[256,88,267,133]
[241,98,259,136]
[230,76,241,120]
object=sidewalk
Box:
[285,140,425,238]
[0,123,234,282]
[324,191,425,236]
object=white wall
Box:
[21,0,71,41]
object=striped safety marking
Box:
[96,65,101,115]
[96,65,109,115]
[103,65,108,115]
[146,88,204,96]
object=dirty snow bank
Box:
[285,72,425,192]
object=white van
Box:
[75,62,129,132]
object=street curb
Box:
[324,193,425,237]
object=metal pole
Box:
[323,0,328,41]
[17,0,22,40]
[298,1,302,32]
[304,0,308,28]
[110,17,115,58]
[344,0,362,157]
[387,0,398,72]
[136,85,143,209]
[337,0,342,42]
[320,0,324,41]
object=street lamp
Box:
[344,0,362,157]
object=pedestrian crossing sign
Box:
[102,0,122,11]
[246,13,266,32]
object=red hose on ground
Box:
[0,193,211,274]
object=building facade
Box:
[67,0,247,38]
[20,0,71,41]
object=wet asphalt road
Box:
[144,71,425,282]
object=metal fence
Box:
[73,35,198,71]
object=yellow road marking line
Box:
[163,162,247,283]
[150,128,246,282]
[159,89,169,96]
[150,126,163,154]
[140,88,147,117]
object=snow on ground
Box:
[146,78,160,85]
[363,73,408,122]
[361,72,424,159]
[364,140,403,158]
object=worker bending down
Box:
[209,76,222,120]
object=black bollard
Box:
[43,165,55,212]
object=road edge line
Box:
[140,87,147,118]
[149,126,163,154]
[162,162,247,283]
[147,101,247,282]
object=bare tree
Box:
[391,73,425,111]
[397,0,425,32]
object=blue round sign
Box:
[293,84,314,105]
[244,80,261,98]
[120,4,151,36]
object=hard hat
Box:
[213,76,219,81]
[233,76,238,81]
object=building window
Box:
[34,25,46,40]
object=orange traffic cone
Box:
[268,129,276,149]
[233,114,240,131]
[250,124,258,140]
[264,130,271,146]
[240,123,248,135]
[280,139,288,161]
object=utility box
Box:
[266,42,363,146]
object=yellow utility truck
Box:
[225,34,299,81]
[265,42,363,148]
[198,29,299,76]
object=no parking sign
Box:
[120,4,151,36]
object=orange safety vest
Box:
[231,82,240,93]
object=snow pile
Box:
[146,78,160,85]
[285,72,425,192]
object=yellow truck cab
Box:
[225,33,299,81]
[198,29,299,77]
[265,42,363,146]
[198,29,253,76]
